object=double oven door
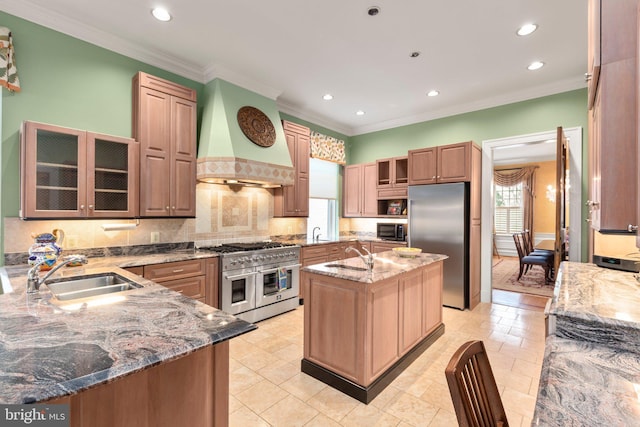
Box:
[255,262,301,308]
[221,266,256,317]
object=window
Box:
[306,158,338,239]
[494,183,523,234]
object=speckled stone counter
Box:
[0,252,255,404]
[533,262,640,426]
[302,250,447,283]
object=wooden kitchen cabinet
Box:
[343,162,378,217]
[45,343,229,427]
[20,121,139,219]
[133,72,197,217]
[370,241,407,253]
[377,156,408,191]
[587,0,638,233]
[274,121,310,217]
[133,258,218,307]
[408,141,475,185]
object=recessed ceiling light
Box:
[356,110,365,116]
[410,51,421,58]
[151,7,172,22]
[517,23,538,36]
[323,94,333,101]
[367,6,380,16]
[427,90,440,97]
[527,61,544,71]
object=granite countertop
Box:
[302,250,447,283]
[0,251,256,404]
[533,261,640,426]
[547,261,640,333]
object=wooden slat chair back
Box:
[512,233,551,281]
[445,340,509,427]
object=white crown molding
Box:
[203,63,282,100]
[0,0,206,83]
[276,99,354,137]
[350,76,587,136]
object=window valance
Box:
[310,131,345,165]
[0,27,20,92]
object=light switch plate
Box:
[150,232,160,243]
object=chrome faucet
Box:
[345,246,374,271]
[26,255,88,294]
[312,226,321,241]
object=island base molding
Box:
[301,323,445,404]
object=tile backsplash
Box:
[4,183,302,256]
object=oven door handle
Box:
[224,272,258,280]
[259,264,302,274]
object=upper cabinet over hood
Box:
[197,79,294,187]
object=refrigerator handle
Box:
[407,199,413,247]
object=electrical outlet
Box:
[150,232,160,243]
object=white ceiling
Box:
[1,0,587,136]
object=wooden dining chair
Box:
[522,230,553,258]
[512,233,552,282]
[445,340,509,427]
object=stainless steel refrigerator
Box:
[408,183,468,309]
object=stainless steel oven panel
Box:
[255,263,300,308]
[221,268,257,316]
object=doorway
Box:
[480,127,582,304]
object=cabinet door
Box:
[274,122,310,217]
[170,97,197,217]
[587,0,601,109]
[594,59,637,232]
[138,87,172,216]
[86,133,139,218]
[362,162,379,217]
[399,270,423,355]
[343,164,363,217]
[408,147,437,185]
[21,121,87,218]
[370,241,406,253]
[437,142,471,182]
[423,261,443,335]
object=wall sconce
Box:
[546,185,556,203]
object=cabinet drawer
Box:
[303,255,329,267]
[143,259,205,282]
[302,245,328,258]
[377,188,408,199]
[122,266,144,276]
[161,275,206,299]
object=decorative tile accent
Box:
[197,157,295,186]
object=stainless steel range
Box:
[200,242,301,323]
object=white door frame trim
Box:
[480,127,583,303]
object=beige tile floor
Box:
[229,302,546,427]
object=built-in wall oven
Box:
[200,242,300,323]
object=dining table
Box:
[535,239,555,251]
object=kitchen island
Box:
[533,262,640,426]
[301,250,447,403]
[0,256,255,427]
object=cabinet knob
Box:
[628,224,638,233]
[584,72,592,81]
[80,205,85,210]
[585,218,592,223]
[172,206,176,210]
[432,176,436,179]
[89,205,94,209]
[166,206,170,210]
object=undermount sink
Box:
[325,263,369,272]
[46,273,142,301]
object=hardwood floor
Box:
[491,289,548,312]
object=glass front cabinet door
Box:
[21,121,139,218]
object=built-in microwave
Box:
[377,223,406,241]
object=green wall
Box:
[349,89,587,162]
[1,11,205,220]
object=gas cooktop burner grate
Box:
[199,242,296,253]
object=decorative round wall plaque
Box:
[237,106,276,147]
